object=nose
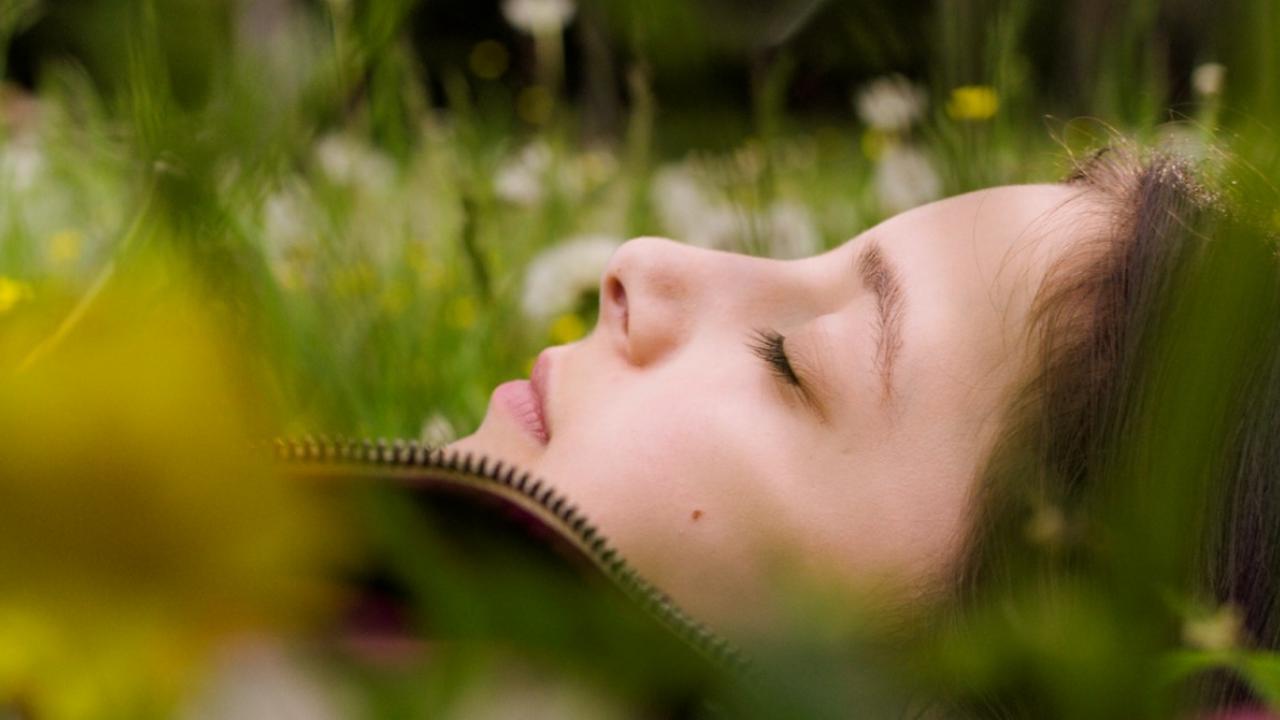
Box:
[599,236,705,366]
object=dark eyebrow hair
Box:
[857,240,906,399]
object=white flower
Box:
[522,234,621,323]
[1157,123,1210,162]
[501,0,576,34]
[261,183,317,289]
[1183,605,1243,652]
[1192,62,1226,97]
[652,164,711,236]
[651,163,740,250]
[420,413,457,448]
[855,74,927,132]
[313,133,394,191]
[764,201,820,259]
[494,142,552,206]
[652,163,820,256]
[0,138,44,191]
[183,640,345,720]
[874,144,941,214]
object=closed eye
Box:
[748,328,829,419]
[749,328,801,387]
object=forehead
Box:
[852,183,1101,399]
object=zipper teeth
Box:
[274,436,748,674]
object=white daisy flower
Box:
[764,201,820,259]
[420,413,457,448]
[313,134,394,191]
[521,234,621,323]
[651,163,743,250]
[494,142,552,207]
[261,183,317,289]
[501,0,576,34]
[183,640,345,720]
[874,143,941,214]
[0,138,44,191]
[854,74,927,132]
[1192,62,1226,97]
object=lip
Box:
[492,351,553,445]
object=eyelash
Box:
[749,329,803,389]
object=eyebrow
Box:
[856,240,906,399]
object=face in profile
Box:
[451,183,1102,628]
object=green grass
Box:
[0,0,1277,717]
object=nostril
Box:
[606,275,628,334]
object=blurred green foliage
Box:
[0,0,1277,717]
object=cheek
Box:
[534,355,798,614]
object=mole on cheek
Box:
[691,509,703,521]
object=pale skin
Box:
[451,184,1103,629]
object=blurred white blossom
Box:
[1157,123,1211,162]
[0,138,45,191]
[1192,62,1226,97]
[855,75,927,132]
[764,201,820,259]
[183,640,346,720]
[1183,604,1243,652]
[651,163,740,250]
[522,234,620,323]
[874,144,941,214]
[652,163,820,257]
[314,134,394,191]
[501,0,576,34]
[420,413,457,448]
[494,142,552,206]
[261,183,317,289]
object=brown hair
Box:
[953,142,1280,712]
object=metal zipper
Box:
[273,436,749,677]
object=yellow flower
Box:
[49,230,83,265]
[549,312,586,344]
[0,277,33,315]
[946,85,999,121]
[447,296,478,329]
[0,271,340,718]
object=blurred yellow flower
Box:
[448,295,478,329]
[49,229,83,265]
[549,312,586,344]
[946,85,999,121]
[0,270,342,718]
[0,276,33,314]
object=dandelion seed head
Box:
[1192,62,1226,97]
[854,74,927,132]
[765,201,820,259]
[522,235,620,323]
[494,142,552,206]
[420,414,458,448]
[874,144,942,214]
[501,0,576,34]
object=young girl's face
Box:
[452,184,1099,627]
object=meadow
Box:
[1,0,1278,717]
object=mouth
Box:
[492,350,553,446]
